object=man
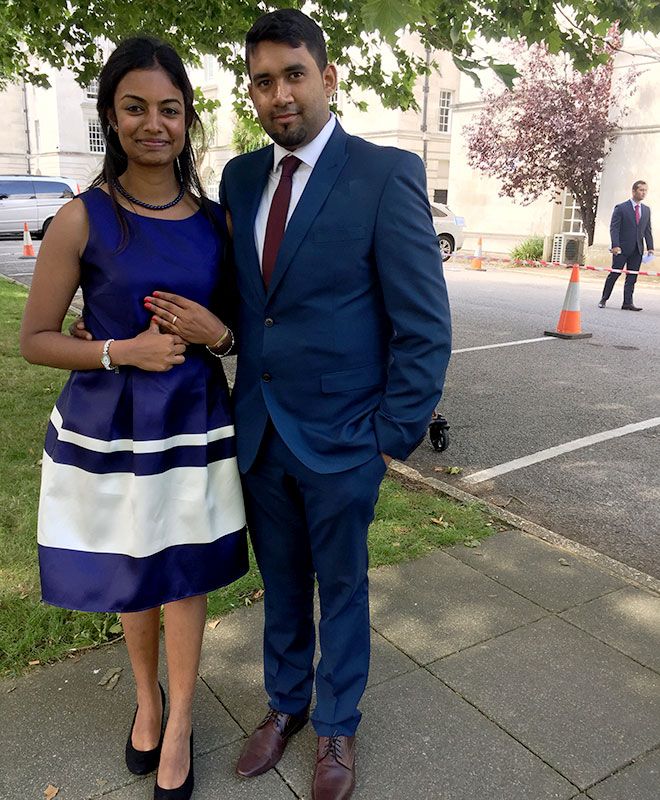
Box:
[599,180,654,311]
[221,9,451,799]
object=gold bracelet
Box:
[209,326,230,350]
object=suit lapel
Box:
[266,125,349,298]
[236,146,273,302]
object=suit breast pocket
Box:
[310,226,368,244]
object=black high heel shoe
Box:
[125,682,166,775]
[154,731,194,800]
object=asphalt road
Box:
[3,241,659,577]
[411,263,660,578]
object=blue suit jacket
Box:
[610,201,654,256]
[220,123,452,474]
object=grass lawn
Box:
[1,278,494,676]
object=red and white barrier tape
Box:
[452,251,660,276]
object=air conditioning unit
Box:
[551,233,585,265]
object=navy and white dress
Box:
[37,188,248,613]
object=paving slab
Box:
[586,747,660,800]
[200,599,417,732]
[92,740,297,799]
[369,549,547,664]
[447,530,625,611]
[561,586,660,673]
[430,616,660,789]
[0,642,242,799]
[278,669,575,800]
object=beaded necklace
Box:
[112,178,185,211]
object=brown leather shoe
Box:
[312,735,356,800]
[236,707,309,778]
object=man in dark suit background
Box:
[221,9,451,799]
[599,180,654,311]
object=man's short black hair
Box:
[632,180,647,192]
[245,8,328,75]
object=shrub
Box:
[511,236,544,262]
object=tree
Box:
[0,0,657,113]
[231,115,270,155]
[464,29,636,244]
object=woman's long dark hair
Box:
[90,35,215,242]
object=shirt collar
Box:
[631,198,641,207]
[272,113,337,173]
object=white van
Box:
[0,175,79,238]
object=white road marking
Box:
[452,337,557,354]
[464,417,660,484]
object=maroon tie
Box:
[262,155,302,288]
[635,204,641,224]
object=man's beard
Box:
[268,121,307,149]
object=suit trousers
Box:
[601,250,643,305]
[241,422,387,737]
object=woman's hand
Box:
[144,291,226,346]
[112,321,187,372]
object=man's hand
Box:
[382,454,392,466]
[610,247,622,255]
[69,317,91,340]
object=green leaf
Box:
[491,62,519,88]
[361,0,424,39]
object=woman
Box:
[20,36,247,800]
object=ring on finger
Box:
[172,315,178,325]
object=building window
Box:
[86,79,99,98]
[434,189,448,204]
[562,192,584,234]
[203,55,217,82]
[88,119,106,153]
[438,90,453,133]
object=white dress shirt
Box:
[254,114,337,270]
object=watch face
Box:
[101,353,110,368]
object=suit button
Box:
[264,318,274,327]
[262,373,271,382]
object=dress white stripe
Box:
[50,406,235,454]
[37,452,246,557]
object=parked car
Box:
[0,175,79,238]
[430,202,465,261]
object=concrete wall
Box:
[0,84,29,174]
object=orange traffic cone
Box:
[20,222,36,259]
[470,237,485,270]
[544,265,592,339]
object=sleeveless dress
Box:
[37,188,248,613]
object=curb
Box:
[390,461,660,596]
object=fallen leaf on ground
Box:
[430,517,449,527]
[558,558,570,567]
[250,589,265,602]
[444,466,463,475]
[98,667,122,688]
[28,660,40,666]
[44,784,59,799]
[463,538,481,548]
[6,685,16,693]
[207,619,221,630]
[105,671,122,690]
[108,622,123,635]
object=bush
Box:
[511,236,544,262]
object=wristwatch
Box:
[101,338,119,373]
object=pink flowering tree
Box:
[464,27,636,244]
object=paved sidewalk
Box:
[2,526,659,799]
